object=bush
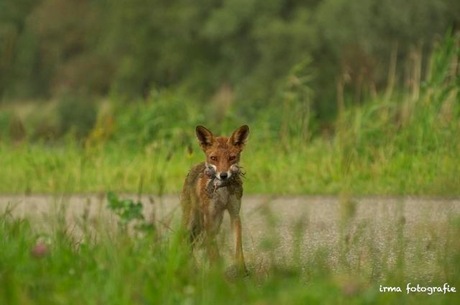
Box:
[56,94,97,140]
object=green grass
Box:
[0,31,458,197]
[1,60,458,195]
[0,130,458,196]
[1,196,459,305]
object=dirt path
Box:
[2,195,459,276]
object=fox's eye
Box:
[210,156,217,161]
[229,155,236,161]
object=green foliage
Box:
[107,192,154,233]
[111,90,204,147]
[0,111,13,141]
[107,192,144,225]
[0,33,458,196]
[56,94,97,140]
[1,0,458,120]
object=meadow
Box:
[1,34,459,196]
[0,34,459,304]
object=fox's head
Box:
[196,125,249,181]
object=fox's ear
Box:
[196,125,214,149]
[230,125,249,147]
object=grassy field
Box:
[1,34,459,196]
[1,87,459,196]
[1,131,459,196]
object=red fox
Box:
[181,125,249,274]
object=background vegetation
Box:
[0,30,458,195]
[1,0,459,116]
[0,1,459,195]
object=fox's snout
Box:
[205,164,239,180]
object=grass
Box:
[1,195,459,305]
[0,33,458,196]
[1,80,459,196]
[0,131,458,196]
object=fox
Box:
[180,125,250,274]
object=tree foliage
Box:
[0,0,458,120]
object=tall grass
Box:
[0,34,459,196]
[1,195,459,304]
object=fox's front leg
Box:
[201,198,223,264]
[204,216,223,264]
[231,215,247,274]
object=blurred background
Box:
[1,0,458,139]
[0,0,459,195]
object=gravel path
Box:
[2,195,459,277]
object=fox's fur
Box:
[180,125,249,273]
